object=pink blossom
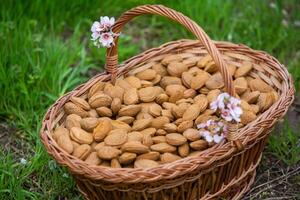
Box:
[201,131,213,143]
[100,16,115,30]
[221,109,233,121]
[213,134,224,143]
[99,32,114,47]
[197,123,207,129]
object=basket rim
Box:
[40,39,295,183]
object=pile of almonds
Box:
[53,54,279,169]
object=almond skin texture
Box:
[183,129,201,141]
[249,79,273,93]
[93,120,112,142]
[178,143,190,157]
[124,88,139,105]
[57,134,74,154]
[136,152,160,161]
[64,102,89,118]
[118,105,142,117]
[205,73,224,90]
[70,96,90,110]
[234,62,252,78]
[136,69,157,80]
[53,126,69,141]
[80,117,99,132]
[134,159,159,169]
[104,129,127,146]
[132,119,152,131]
[167,62,188,77]
[70,127,93,144]
[161,153,182,163]
[85,152,101,165]
[138,87,157,102]
[73,144,92,160]
[190,140,208,151]
[121,141,150,154]
[150,143,177,153]
[166,133,187,146]
[88,93,112,108]
[182,104,201,121]
[151,116,170,129]
[97,146,121,160]
[119,152,137,165]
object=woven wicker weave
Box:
[40,5,295,200]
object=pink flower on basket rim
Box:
[198,119,228,144]
[91,16,115,33]
[210,92,242,122]
[99,32,114,47]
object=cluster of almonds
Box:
[52,54,279,169]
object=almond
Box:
[134,159,159,169]
[194,95,208,112]
[152,63,168,76]
[190,72,210,90]
[64,102,89,117]
[80,117,99,132]
[183,129,201,141]
[156,94,169,104]
[125,76,142,89]
[73,144,91,160]
[167,62,188,77]
[132,119,152,131]
[241,90,260,104]
[151,116,170,129]
[161,153,181,163]
[152,136,167,144]
[88,109,99,118]
[70,96,90,110]
[111,98,121,114]
[97,146,121,160]
[115,79,133,90]
[119,152,137,165]
[183,89,197,99]
[110,158,121,168]
[234,77,248,95]
[160,76,182,88]
[103,84,124,101]
[111,120,131,131]
[178,143,189,157]
[57,134,73,154]
[127,131,143,142]
[163,123,177,133]
[88,81,105,99]
[197,55,212,68]
[257,92,273,111]
[183,56,201,67]
[149,103,162,117]
[177,120,193,133]
[136,152,160,161]
[141,128,156,136]
[85,152,101,165]
[190,140,208,150]
[182,104,201,121]
[204,61,218,73]
[88,93,112,108]
[138,87,157,102]
[150,143,176,153]
[240,111,257,125]
[124,88,139,105]
[166,133,187,146]
[118,105,141,117]
[136,69,157,80]
[181,72,193,88]
[156,129,167,136]
[65,114,81,130]
[116,116,135,124]
[142,134,153,147]
[104,129,127,146]
[161,109,174,121]
[249,79,273,93]
[251,104,260,114]
[234,62,252,78]
[161,54,183,65]
[207,89,221,103]
[70,127,93,144]
[53,126,69,141]
[121,141,150,154]
[93,119,112,142]
[205,73,224,90]
[96,107,112,117]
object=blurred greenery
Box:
[0,0,299,199]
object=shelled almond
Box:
[54,53,279,168]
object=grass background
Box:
[0,0,299,199]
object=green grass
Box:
[0,0,299,199]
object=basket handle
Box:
[105,4,235,96]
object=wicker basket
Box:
[40,5,295,200]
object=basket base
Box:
[76,167,256,200]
